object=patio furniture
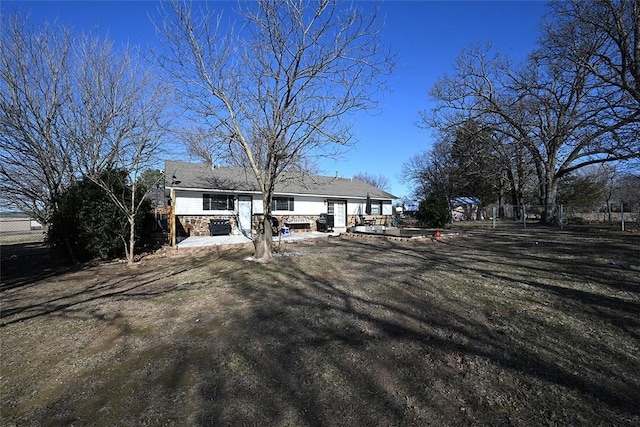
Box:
[284,220,311,232]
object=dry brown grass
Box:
[1,228,639,426]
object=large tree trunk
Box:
[506,168,519,215]
[253,197,274,261]
[541,173,559,225]
[253,230,273,261]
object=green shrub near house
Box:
[48,169,153,262]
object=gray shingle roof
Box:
[165,160,397,200]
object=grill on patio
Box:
[316,213,334,232]
[209,219,231,236]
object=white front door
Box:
[328,200,346,228]
[238,196,252,235]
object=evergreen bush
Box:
[48,169,153,262]
[417,197,451,228]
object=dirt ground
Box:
[1,227,639,426]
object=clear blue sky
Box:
[3,0,548,199]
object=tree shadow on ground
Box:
[6,230,639,426]
[185,234,639,426]
[0,248,231,327]
[0,242,75,291]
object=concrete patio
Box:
[176,231,341,248]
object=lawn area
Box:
[1,228,639,426]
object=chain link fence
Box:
[469,203,640,231]
[0,217,46,244]
[1,211,169,247]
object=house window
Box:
[203,194,235,211]
[370,200,383,215]
[271,197,294,211]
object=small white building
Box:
[451,197,482,221]
[165,161,397,239]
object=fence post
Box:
[492,206,497,228]
[522,205,527,229]
[621,202,625,232]
[559,204,564,230]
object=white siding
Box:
[175,191,201,215]
[271,195,325,215]
[346,199,393,215]
[251,196,263,214]
[174,190,393,217]
[347,200,365,216]
[174,191,236,215]
[176,192,328,216]
[383,201,393,215]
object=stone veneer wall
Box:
[177,215,237,237]
[178,214,393,236]
[273,214,392,230]
[259,215,319,232]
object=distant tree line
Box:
[403,0,640,225]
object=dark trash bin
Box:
[316,213,334,232]
[271,217,280,236]
[209,219,231,236]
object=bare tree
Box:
[401,138,456,204]
[178,126,228,166]
[0,16,75,224]
[426,38,639,224]
[543,0,640,107]
[353,172,391,191]
[156,0,395,260]
[1,14,168,264]
[67,36,169,265]
[613,172,640,209]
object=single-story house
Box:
[165,160,398,240]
